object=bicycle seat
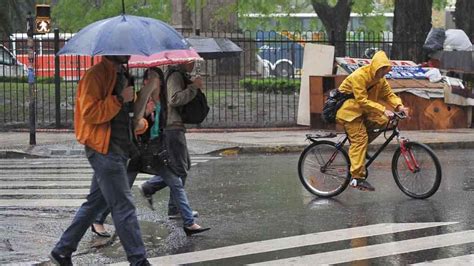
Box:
[306,132,337,139]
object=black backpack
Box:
[166,69,210,124]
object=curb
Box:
[213,141,474,156]
[0,150,47,159]
[2,141,473,159]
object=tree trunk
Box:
[201,0,238,32]
[311,0,353,57]
[391,0,432,62]
[454,0,474,42]
[0,0,34,36]
[171,0,194,34]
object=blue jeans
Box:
[53,151,147,265]
[94,169,139,225]
[142,167,195,227]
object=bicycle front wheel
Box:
[392,142,442,199]
[298,141,351,198]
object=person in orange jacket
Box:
[90,67,163,238]
[50,56,150,266]
[336,51,409,191]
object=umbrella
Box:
[128,48,203,68]
[58,14,190,56]
[186,36,242,60]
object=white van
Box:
[0,45,27,77]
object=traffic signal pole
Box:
[27,12,36,145]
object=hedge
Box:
[0,76,57,83]
[240,78,300,94]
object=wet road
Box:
[0,149,473,265]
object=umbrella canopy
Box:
[186,36,242,60]
[58,15,190,56]
[128,48,203,68]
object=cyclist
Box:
[336,50,409,191]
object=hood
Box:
[370,51,391,76]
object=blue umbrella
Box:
[58,15,190,56]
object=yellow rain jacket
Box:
[336,51,403,122]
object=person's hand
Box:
[144,98,155,116]
[384,109,395,119]
[191,75,203,89]
[121,86,135,103]
[397,106,410,118]
[134,118,148,136]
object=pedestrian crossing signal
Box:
[35,4,51,34]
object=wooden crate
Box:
[395,92,468,130]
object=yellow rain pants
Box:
[339,112,388,179]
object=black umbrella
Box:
[186,36,242,60]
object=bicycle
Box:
[298,112,442,199]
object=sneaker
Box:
[137,183,154,210]
[169,211,199,220]
[49,250,72,266]
[350,178,375,191]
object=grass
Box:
[0,81,299,128]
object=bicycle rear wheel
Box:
[392,142,441,199]
[298,140,351,198]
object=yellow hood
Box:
[336,50,402,123]
[369,51,392,77]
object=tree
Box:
[391,0,432,62]
[0,0,35,37]
[453,0,474,41]
[310,0,353,56]
[52,0,172,32]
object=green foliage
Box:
[433,0,449,10]
[357,15,386,32]
[52,0,172,32]
[223,0,395,32]
[230,0,313,31]
[240,78,300,94]
[0,76,57,83]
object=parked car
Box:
[0,45,27,77]
[255,31,304,78]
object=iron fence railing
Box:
[0,30,421,129]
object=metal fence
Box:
[0,30,421,129]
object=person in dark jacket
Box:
[138,62,210,236]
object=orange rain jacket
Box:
[74,57,122,154]
[336,51,403,122]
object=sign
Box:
[35,4,51,34]
[35,19,51,34]
[336,57,427,79]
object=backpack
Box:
[321,84,375,124]
[166,68,210,124]
[321,89,353,124]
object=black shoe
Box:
[138,184,154,210]
[49,250,73,266]
[91,224,111,238]
[183,226,211,236]
[350,178,375,191]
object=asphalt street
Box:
[0,148,473,265]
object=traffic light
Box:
[35,4,51,34]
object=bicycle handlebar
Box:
[392,111,407,120]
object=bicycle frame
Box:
[309,122,403,176]
[307,113,416,177]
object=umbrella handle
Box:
[195,61,201,75]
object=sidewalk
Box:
[1,128,474,158]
